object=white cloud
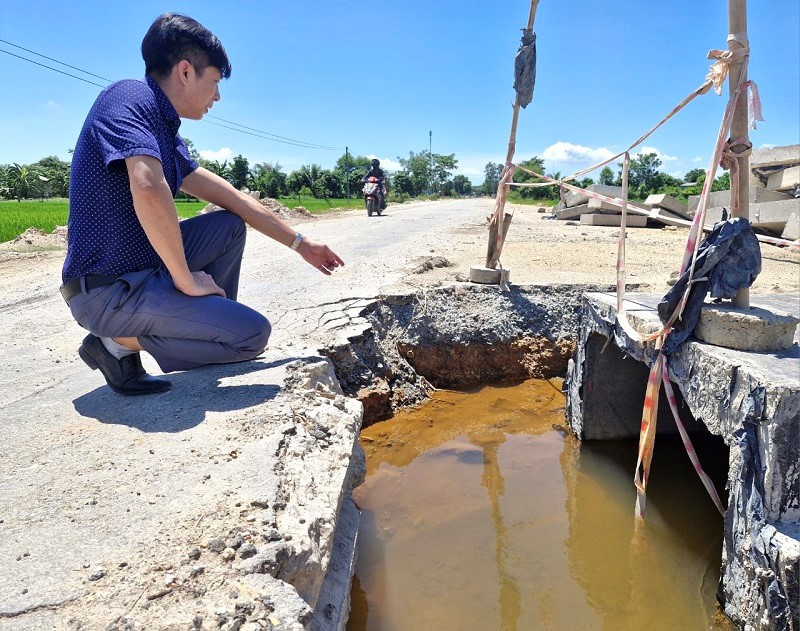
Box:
[636,146,678,161]
[692,156,703,163]
[542,141,615,164]
[369,155,402,171]
[199,147,234,162]
[759,143,776,149]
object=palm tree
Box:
[6,163,35,201]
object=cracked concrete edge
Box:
[566,292,800,630]
[1,356,366,631]
[241,358,365,623]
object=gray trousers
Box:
[66,211,271,372]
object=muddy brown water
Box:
[347,379,734,630]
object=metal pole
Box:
[429,130,433,196]
[728,0,750,308]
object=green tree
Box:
[201,159,230,181]
[713,172,731,192]
[391,171,415,196]
[229,154,250,190]
[30,156,71,197]
[397,150,433,196]
[452,174,473,196]
[599,166,615,186]
[313,170,344,199]
[334,152,371,198]
[182,136,201,161]
[6,163,35,200]
[0,164,9,198]
[512,156,545,199]
[624,152,662,193]
[483,162,503,196]
[684,168,706,183]
[251,162,287,198]
[287,164,322,195]
[431,153,457,194]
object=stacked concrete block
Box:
[767,165,800,193]
[644,193,691,219]
[782,211,799,241]
[688,186,793,215]
[750,144,800,187]
[579,213,647,227]
[552,184,658,228]
[681,145,800,236]
[563,184,623,208]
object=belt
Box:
[59,274,120,303]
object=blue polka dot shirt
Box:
[62,76,198,283]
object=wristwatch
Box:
[290,232,304,251]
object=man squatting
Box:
[60,13,344,396]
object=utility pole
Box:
[429,130,433,195]
[345,146,350,199]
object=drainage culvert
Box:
[347,379,731,630]
[320,283,733,629]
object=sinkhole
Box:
[322,283,734,630]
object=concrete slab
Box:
[566,291,800,631]
[565,185,623,208]
[702,198,800,233]
[751,144,800,170]
[688,186,793,215]
[782,212,799,241]
[587,198,625,213]
[644,193,691,219]
[767,165,800,192]
[555,203,590,220]
[579,213,647,227]
[695,304,800,351]
[647,209,693,228]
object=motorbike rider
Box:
[362,158,387,209]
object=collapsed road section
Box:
[324,282,798,631]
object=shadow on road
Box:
[72,357,299,432]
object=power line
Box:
[0,38,342,152]
[204,115,339,150]
[0,38,113,83]
[0,48,106,89]
[202,119,338,150]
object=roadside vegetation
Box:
[1,143,730,241]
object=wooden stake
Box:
[486,0,539,269]
[728,0,750,308]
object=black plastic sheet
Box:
[513,29,537,109]
[658,214,762,354]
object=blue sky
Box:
[1,1,798,184]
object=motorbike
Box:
[362,176,385,217]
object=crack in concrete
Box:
[0,596,79,618]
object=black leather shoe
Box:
[78,334,172,396]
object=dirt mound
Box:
[0,226,68,262]
[200,198,315,222]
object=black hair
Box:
[141,13,231,80]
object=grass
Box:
[505,194,558,207]
[278,196,364,213]
[0,198,207,242]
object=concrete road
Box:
[238,198,493,348]
[0,197,494,628]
